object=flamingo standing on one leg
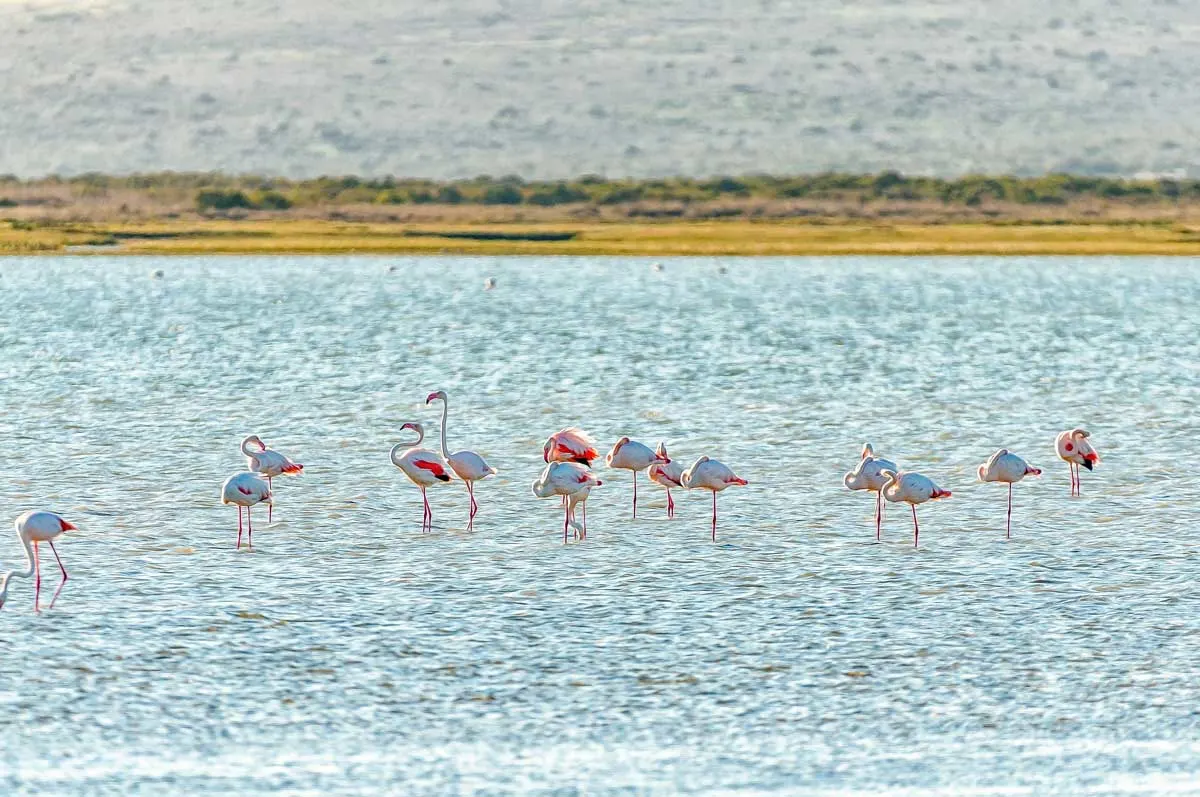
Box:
[880,470,951,548]
[390,422,454,532]
[241,435,303,523]
[0,511,76,612]
[1056,428,1100,496]
[605,437,669,518]
[647,442,685,519]
[978,449,1042,539]
[532,461,603,542]
[426,390,497,528]
[221,472,272,551]
[843,443,899,541]
[681,456,747,541]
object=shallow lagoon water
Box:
[1,256,1198,794]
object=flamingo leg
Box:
[1007,483,1013,539]
[632,470,638,518]
[911,505,920,548]
[875,491,882,542]
[422,487,430,532]
[48,541,68,582]
[467,481,477,528]
[267,476,273,523]
[667,489,674,519]
[247,506,253,551]
[237,505,243,549]
[33,541,41,610]
[711,491,718,542]
[563,502,570,543]
[581,501,587,538]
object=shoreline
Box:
[4,219,1200,256]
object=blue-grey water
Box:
[0,256,1197,795]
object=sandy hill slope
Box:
[1,0,1197,178]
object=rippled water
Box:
[1,256,1198,794]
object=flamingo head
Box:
[861,443,875,460]
[245,434,267,451]
[843,463,870,491]
[425,390,447,405]
[655,441,670,464]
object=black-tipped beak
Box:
[1080,459,1093,471]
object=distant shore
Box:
[4,172,1200,255]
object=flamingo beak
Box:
[1080,459,1094,471]
[425,393,436,404]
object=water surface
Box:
[1,256,1198,795]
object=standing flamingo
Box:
[532,461,603,542]
[880,470,951,548]
[425,390,497,527]
[390,422,454,532]
[647,442,685,518]
[843,443,899,541]
[0,511,76,611]
[681,456,747,541]
[1056,428,1100,496]
[605,437,669,518]
[978,449,1042,539]
[221,472,272,551]
[543,428,599,466]
[241,435,303,523]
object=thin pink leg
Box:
[581,501,587,538]
[632,470,638,518]
[711,491,718,542]
[236,506,243,549]
[1007,483,1013,539]
[563,503,570,543]
[421,488,430,532]
[247,506,253,551]
[667,489,674,519]
[268,476,273,523]
[875,491,882,541]
[49,541,68,582]
[911,505,920,548]
[33,541,41,610]
[467,481,476,528]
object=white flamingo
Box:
[426,390,497,527]
[978,449,1042,539]
[241,435,303,523]
[1055,428,1100,496]
[221,471,272,550]
[532,461,603,542]
[880,470,951,548]
[647,442,685,519]
[0,511,76,611]
[843,443,899,541]
[681,456,747,541]
[605,436,669,518]
[390,422,454,532]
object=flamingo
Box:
[647,441,685,518]
[390,422,454,532]
[880,470,951,548]
[1056,428,1100,496]
[978,449,1042,539]
[0,511,76,611]
[605,437,669,518]
[241,435,303,523]
[843,443,899,541]
[543,428,599,466]
[680,456,747,541]
[426,390,497,527]
[532,461,603,542]
[221,472,271,550]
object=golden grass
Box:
[3,219,1200,256]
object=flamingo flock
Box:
[1,411,1101,610]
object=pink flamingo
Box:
[605,436,669,518]
[221,471,271,550]
[533,461,603,542]
[426,390,497,527]
[0,511,76,612]
[390,422,453,532]
[978,449,1042,539]
[241,435,303,523]
[681,456,747,541]
[880,470,951,548]
[647,442,685,518]
[1056,428,1100,496]
[543,428,599,466]
[843,443,898,541]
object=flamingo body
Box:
[880,470,950,547]
[532,462,603,541]
[1056,428,1100,496]
[647,442,685,518]
[543,428,599,466]
[681,456,747,541]
[0,511,76,611]
[221,471,271,550]
[978,449,1041,539]
[843,443,898,541]
[605,436,669,518]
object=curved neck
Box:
[240,437,259,457]
[436,399,450,459]
[0,532,35,606]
